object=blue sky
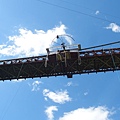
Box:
[0,0,120,120]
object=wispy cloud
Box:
[45,106,58,120]
[95,10,100,15]
[65,81,78,87]
[84,92,88,96]
[30,80,42,91]
[59,106,113,120]
[43,89,71,104]
[105,23,120,32]
[66,81,73,87]
[0,24,70,57]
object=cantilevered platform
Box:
[0,48,120,81]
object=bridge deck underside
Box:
[0,48,120,80]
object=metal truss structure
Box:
[0,48,120,81]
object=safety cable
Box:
[109,49,117,69]
[59,0,120,20]
[109,48,120,81]
[1,82,23,120]
[81,41,120,51]
[17,62,24,79]
[1,63,24,120]
[37,0,119,25]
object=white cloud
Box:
[31,80,42,91]
[95,10,100,15]
[65,81,78,87]
[84,92,88,96]
[106,23,120,32]
[59,106,113,120]
[45,106,58,120]
[43,89,71,104]
[66,81,73,86]
[0,24,71,57]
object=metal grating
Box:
[0,48,120,81]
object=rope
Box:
[109,49,117,70]
[1,82,23,120]
[17,62,24,79]
[60,0,120,20]
[109,48,120,82]
[81,41,120,51]
[37,0,119,24]
[1,63,25,119]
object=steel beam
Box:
[0,48,120,81]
